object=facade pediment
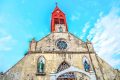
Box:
[30,32,90,53]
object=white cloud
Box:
[0,29,16,51]
[80,22,90,39]
[71,13,80,21]
[87,8,120,68]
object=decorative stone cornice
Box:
[28,51,95,54]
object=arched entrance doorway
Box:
[50,66,96,80]
[54,61,95,80]
[56,66,94,80]
[50,61,96,80]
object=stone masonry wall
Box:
[3,52,94,80]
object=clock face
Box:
[57,40,67,50]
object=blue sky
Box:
[0,0,120,72]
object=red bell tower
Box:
[51,4,68,32]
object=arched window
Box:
[37,56,45,73]
[57,61,70,72]
[83,56,90,72]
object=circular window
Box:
[56,40,67,50]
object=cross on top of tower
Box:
[56,2,58,7]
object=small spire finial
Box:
[56,2,58,7]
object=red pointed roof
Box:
[52,5,65,15]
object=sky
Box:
[0,0,120,72]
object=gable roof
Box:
[52,5,65,15]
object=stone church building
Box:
[0,5,120,80]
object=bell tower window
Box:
[54,18,59,24]
[60,19,64,24]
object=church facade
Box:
[0,5,120,80]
